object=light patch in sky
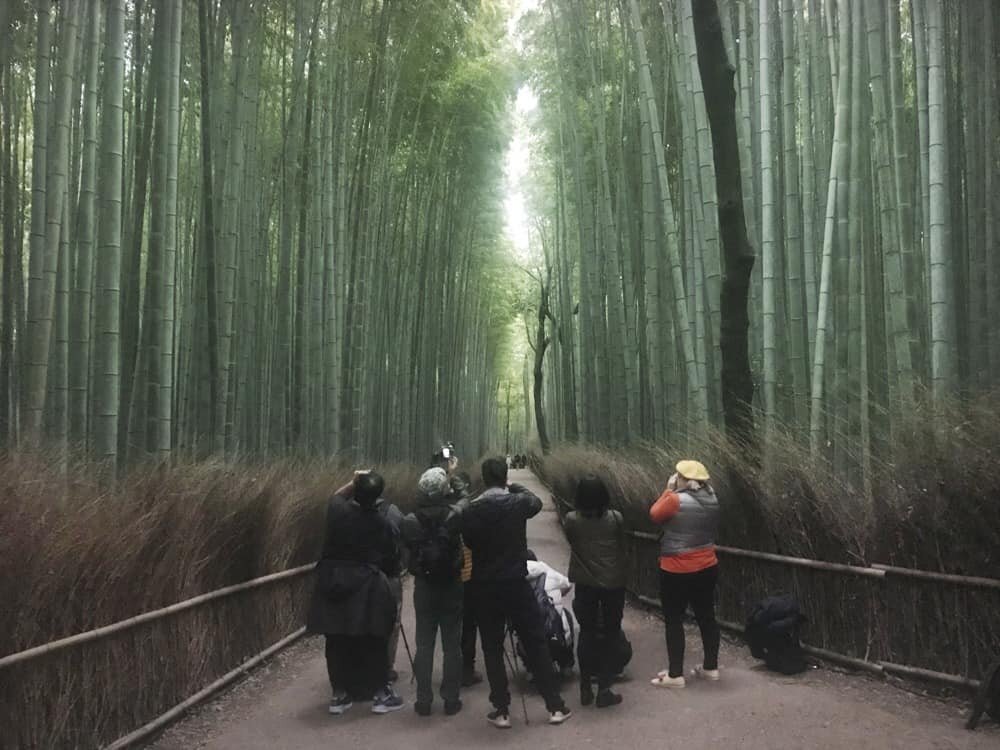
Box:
[504,85,539,262]
[503,0,542,265]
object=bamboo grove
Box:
[0,0,520,467]
[518,0,999,463]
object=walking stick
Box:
[399,619,416,684]
[504,626,530,725]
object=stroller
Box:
[513,560,578,678]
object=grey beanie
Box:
[418,467,450,498]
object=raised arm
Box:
[508,483,543,518]
[649,489,681,524]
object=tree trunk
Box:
[692,0,756,449]
[92,0,127,467]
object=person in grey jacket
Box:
[648,460,721,689]
[399,468,466,717]
[564,475,626,708]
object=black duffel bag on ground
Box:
[744,593,809,675]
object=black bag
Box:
[518,574,575,671]
[413,514,459,583]
[745,593,808,675]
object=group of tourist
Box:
[307,448,720,729]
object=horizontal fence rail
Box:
[550,491,1000,690]
[2,564,316,750]
[0,564,314,669]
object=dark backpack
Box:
[519,574,575,671]
[745,593,809,675]
[413,513,459,583]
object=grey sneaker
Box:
[372,686,404,714]
[328,694,353,715]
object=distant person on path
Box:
[306,470,404,715]
[564,475,627,708]
[400,468,466,716]
[462,457,573,728]
[648,460,721,688]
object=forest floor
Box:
[148,470,998,750]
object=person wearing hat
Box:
[648,459,721,688]
[400,467,467,716]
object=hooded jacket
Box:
[306,494,400,637]
[462,484,543,582]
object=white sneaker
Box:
[548,708,573,725]
[694,667,720,681]
[651,671,686,688]
[487,709,512,729]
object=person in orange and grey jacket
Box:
[648,460,721,689]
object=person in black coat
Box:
[307,470,404,716]
[462,457,572,729]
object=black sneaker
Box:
[580,680,594,706]
[444,699,463,716]
[462,669,483,687]
[595,689,623,708]
[548,706,573,725]
[487,708,511,729]
[372,686,405,714]
[414,701,432,717]
[328,694,353,715]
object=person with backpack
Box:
[400,468,466,717]
[648,460,721,689]
[306,470,404,716]
[564,475,627,708]
[462,457,572,728]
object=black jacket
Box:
[306,495,400,637]
[462,484,543,582]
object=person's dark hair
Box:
[575,474,610,517]
[354,472,385,507]
[481,457,508,488]
[526,548,538,562]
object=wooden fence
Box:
[0,566,315,750]
[552,494,1000,690]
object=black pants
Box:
[413,578,463,705]
[461,582,478,672]
[324,634,389,700]
[573,584,626,690]
[469,579,566,713]
[659,565,720,678]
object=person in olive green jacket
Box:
[563,475,626,708]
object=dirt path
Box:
[150,470,997,749]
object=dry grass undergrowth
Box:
[537,392,1000,577]
[0,455,421,654]
[0,454,422,749]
